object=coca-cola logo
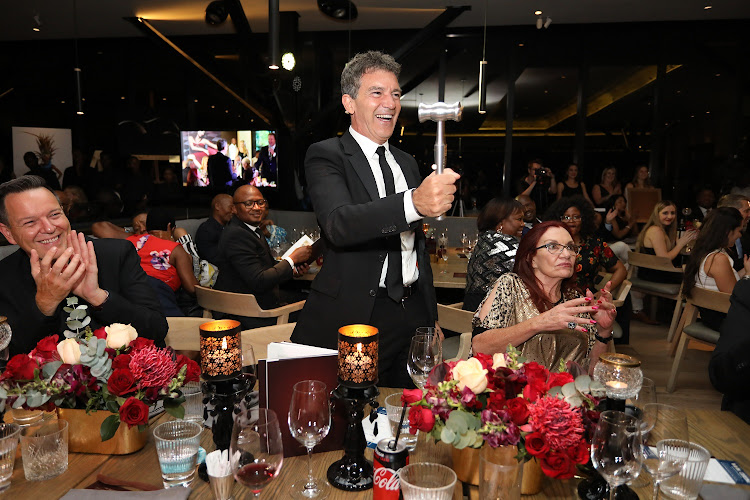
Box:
[374,466,401,491]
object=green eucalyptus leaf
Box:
[547,386,563,399]
[81,317,91,328]
[70,309,87,320]
[12,396,26,408]
[42,361,63,379]
[100,414,120,442]
[589,380,607,398]
[67,320,83,330]
[561,382,578,397]
[66,297,79,306]
[63,307,74,313]
[0,387,6,399]
[575,375,592,393]
[441,427,456,444]
[565,394,584,407]
[96,339,106,357]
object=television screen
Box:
[179,130,277,188]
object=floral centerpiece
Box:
[0,300,199,442]
[404,346,605,480]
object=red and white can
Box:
[373,438,409,500]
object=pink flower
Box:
[526,396,585,452]
[128,346,177,388]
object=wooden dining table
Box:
[431,248,469,290]
[7,388,750,499]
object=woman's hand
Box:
[743,255,750,276]
[589,282,617,332]
[677,229,698,248]
[605,208,617,224]
[534,297,601,333]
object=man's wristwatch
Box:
[594,332,613,344]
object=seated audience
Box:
[601,194,636,243]
[23,151,60,190]
[472,221,616,372]
[195,194,233,266]
[515,194,540,235]
[91,212,148,239]
[710,277,750,424]
[591,166,622,208]
[717,194,750,271]
[545,196,626,293]
[463,198,524,313]
[691,187,716,223]
[213,185,312,329]
[556,163,593,205]
[625,164,654,190]
[682,207,747,329]
[0,176,167,355]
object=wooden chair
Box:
[627,251,684,341]
[666,288,730,393]
[437,303,474,361]
[194,285,304,325]
[241,323,296,360]
[165,317,208,352]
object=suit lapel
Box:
[340,130,380,202]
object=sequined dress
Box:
[472,273,596,370]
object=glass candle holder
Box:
[199,320,242,381]
[593,353,643,400]
[337,324,378,388]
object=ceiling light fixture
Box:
[205,1,228,26]
[544,17,552,29]
[478,0,488,114]
[317,0,358,21]
[268,0,279,69]
[282,52,295,71]
[704,4,712,9]
[32,14,42,32]
[536,11,551,29]
[534,10,542,16]
[73,0,84,115]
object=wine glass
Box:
[627,377,656,487]
[242,345,258,388]
[407,334,442,389]
[230,408,284,499]
[640,404,689,499]
[460,233,468,254]
[288,380,331,499]
[591,411,643,500]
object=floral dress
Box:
[575,236,619,291]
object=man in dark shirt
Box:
[207,140,236,192]
[195,194,233,266]
[23,152,60,191]
[515,159,556,214]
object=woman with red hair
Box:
[472,221,616,372]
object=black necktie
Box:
[255,228,271,255]
[376,146,403,302]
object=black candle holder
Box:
[326,384,380,491]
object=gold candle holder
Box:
[199,320,242,381]
[337,324,378,388]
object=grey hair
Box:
[341,51,401,99]
[718,193,750,210]
[0,176,58,225]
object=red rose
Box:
[524,432,550,458]
[401,389,423,405]
[92,327,107,340]
[108,368,136,396]
[546,372,574,391]
[112,354,132,370]
[128,337,155,351]
[523,378,546,402]
[540,451,577,479]
[523,362,549,387]
[569,441,590,464]
[29,335,60,362]
[119,397,150,427]
[408,406,435,433]
[473,352,494,371]
[176,355,201,383]
[2,354,39,381]
[486,391,507,412]
[506,397,530,425]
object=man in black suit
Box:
[255,133,278,187]
[691,187,716,223]
[213,185,312,329]
[0,176,167,356]
[291,51,460,387]
[195,193,233,266]
[207,139,236,192]
[718,193,750,271]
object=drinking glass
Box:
[0,423,20,492]
[288,380,331,499]
[242,345,258,389]
[627,377,656,487]
[153,420,202,488]
[407,335,442,389]
[659,441,710,500]
[181,382,204,425]
[460,233,468,253]
[231,408,284,499]
[640,404,689,499]
[20,419,69,481]
[384,392,417,451]
[590,410,643,500]
[399,462,457,500]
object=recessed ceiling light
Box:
[120,96,125,100]
[704,4,712,9]
[518,43,524,47]
[194,99,199,103]
[211,105,215,109]
[706,111,710,114]
[61,100,66,104]
[32,27,40,32]
[561,75,566,79]
[534,10,542,15]
[715,73,721,77]
[162,97,167,101]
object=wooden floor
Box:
[618,318,723,410]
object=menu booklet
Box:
[258,342,347,458]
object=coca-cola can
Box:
[374,438,409,500]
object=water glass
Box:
[181,383,205,425]
[399,462,457,500]
[20,419,69,481]
[0,423,20,492]
[10,408,44,426]
[660,441,710,500]
[384,392,417,451]
[153,420,203,488]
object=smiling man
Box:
[292,51,460,387]
[0,176,168,356]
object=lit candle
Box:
[199,319,242,381]
[606,381,628,390]
[338,324,379,388]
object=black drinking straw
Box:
[391,402,408,450]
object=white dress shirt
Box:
[348,126,421,287]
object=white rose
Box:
[105,323,138,349]
[451,358,488,394]
[57,338,82,365]
[492,353,507,370]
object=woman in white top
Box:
[683,207,750,328]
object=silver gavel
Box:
[417,101,463,220]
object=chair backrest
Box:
[195,285,264,316]
[627,251,683,279]
[685,287,731,314]
[165,317,209,351]
[241,323,296,360]
[437,303,474,334]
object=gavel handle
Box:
[434,121,446,220]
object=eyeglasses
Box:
[560,215,582,222]
[536,242,580,255]
[234,199,268,208]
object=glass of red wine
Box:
[242,345,258,389]
[230,408,284,498]
[288,380,331,499]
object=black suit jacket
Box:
[207,152,235,189]
[0,238,168,356]
[291,131,437,349]
[213,216,293,310]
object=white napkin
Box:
[61,490,190,500]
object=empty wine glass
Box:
[230,408,284,499]
[407,335,442,389]
[288,380,331,499]
[640,404,689,499]
[591,411,644,500]
[628,377,656,487]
